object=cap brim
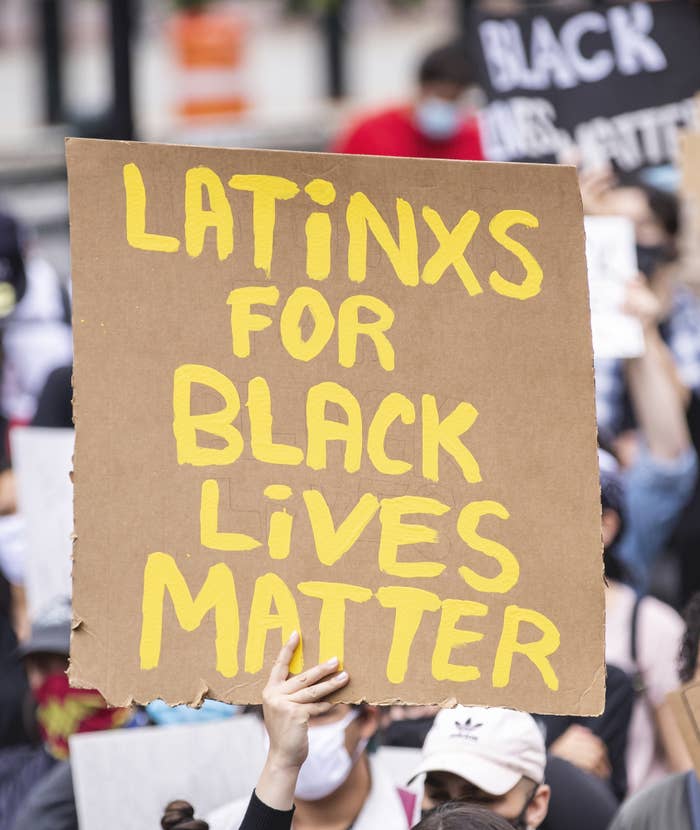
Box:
[408,752,521,797]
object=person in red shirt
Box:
[331,41,483,161]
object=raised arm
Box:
[237,632,349,830]
[625,278,691,461]
[616,278,697,586]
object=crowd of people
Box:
[0,31,699,830]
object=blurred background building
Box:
[0,0,470,281]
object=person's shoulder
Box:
[332,106,411,153]
[611,772,690,830]
[348,105,410,131]
[639,593,684,635]
[205,794,250,830]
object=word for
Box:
[200,480,519,591]
[123,163,543,300]
[174,366,482,484]
[227,286,395,370]
[139,552,561,689]
[479,3,666,93]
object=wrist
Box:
[264,753,303,777]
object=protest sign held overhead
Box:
[584,216,644,360]
[66,138,603,713]
[11,427,75,620]
[469,0,700,172]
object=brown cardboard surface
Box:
[679,131,700,293]
[668,681,700,775]
[67,138,604,712]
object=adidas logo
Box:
[450,718,483,741]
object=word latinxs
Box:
[123,162,542,298]
[127,161,560,695]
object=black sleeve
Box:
[539,664,634,802]
[31,365,73,428]
[542,756,618,830]
[238,791,295,830]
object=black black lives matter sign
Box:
[467,1,700,173]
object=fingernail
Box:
[336,671,348,681]
[289,630,298,643]
[326,656,339,667]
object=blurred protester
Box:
[410,706,549,828]
[331,42,483,161]
[608,771,699,830]
[162,800,210,829]
[0,213,71,639]
[595,274,694,792]
[200,631,400,830]
[607,591,700,829]
[0,597,132,830]
[31,364,72,429]
[583,172,699,589]
[381,705,439,749]
[415,802,514,830]
[601,445,691,794]
[679,591,700,685]
[0,571,30,749]
[410,706,616,830]
[0,226,71,428]
[540,756,618,830]
[539,664,634,801]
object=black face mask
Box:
[635,244,674,279]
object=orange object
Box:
[170,9,248,119]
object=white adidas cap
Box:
[409,706,546,796]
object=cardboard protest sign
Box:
[668,681,700,774]
[584,216,644,360]
[468,0,700,173]
[67,138,604,713]
[11,427,75,619]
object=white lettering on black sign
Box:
[471,0,699,171]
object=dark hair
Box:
[679,592,700,683]
[418,42,475,88]
[415,803,514,830]
[644,185,680,239]
[161,800,209,830]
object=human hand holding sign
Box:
[256,632,350,811]
[623,276,662,332]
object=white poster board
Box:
[585,216,645,360]
[10,427,74,619]
[70,716,266,830]
[70,714,422,830]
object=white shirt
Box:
[605,581,684,793]
[206,754,414,830]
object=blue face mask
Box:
[415,97,460,141]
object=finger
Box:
[282,657,339,694]
[269,631,300,685]
[289,671,349,704]
[306,701,334,717]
